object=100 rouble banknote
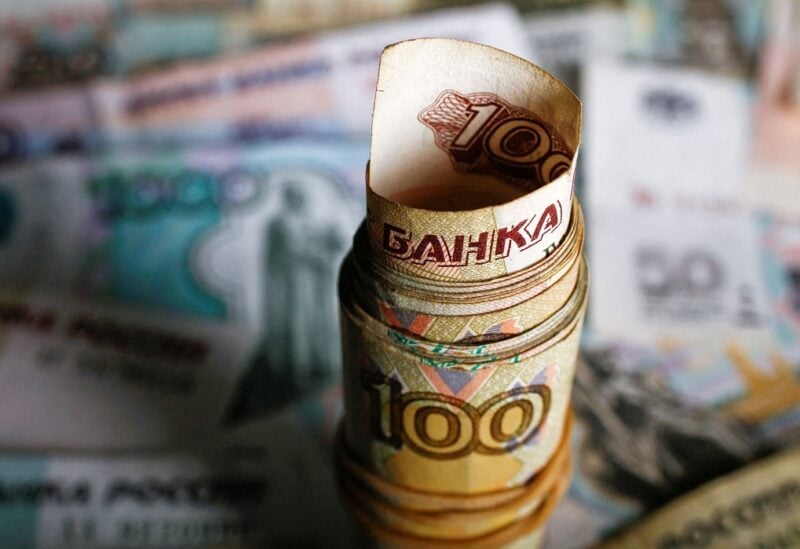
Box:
[340,35,583,500]
[336,38,586,547]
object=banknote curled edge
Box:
[336,38,586,547]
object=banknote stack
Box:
[335,38,586,547]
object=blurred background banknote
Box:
[0,385,352,548]
[0,141,367,422]
[0,2,531,162]
[0,0,798,547]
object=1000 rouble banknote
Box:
[0,140,367,420]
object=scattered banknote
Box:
[0,0,113,92]
[0,139,369,422]
[568,56,800,548]
[746,0,800,218]
[0,288,255,450]
[583,60,752,209]
[0,3,532,162]
[0,87,98,163]
[582,59,800,442]
[524,4,625,93]
[223,0,419,38]
[547,262,800,547]
[0,0,411,93]
[589,199,771,345]
[601,446,800,549]
[580,208,800,446]
[758,213,800,362]
[625,0,767,75]
[0,383,353,548]
[544,348,762,549]
[583,60,771,345]
[93,3,533,145]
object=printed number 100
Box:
[362,371,551,460]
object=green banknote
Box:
[0,384,352,548]
[0,139,368,421]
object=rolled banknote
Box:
[366,38,581,282]
[337,413,573,543]
[340,258,586,493]
[338,38,586,510]
[348,199,583,343]
[601,446,800,549]
[342,440,572,548]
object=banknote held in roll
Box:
[367,39,581,282]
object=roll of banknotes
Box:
[348,199,584,343]
[336,38,585,546]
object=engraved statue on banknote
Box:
[232,167,352,419]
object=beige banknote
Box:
[350,199,584,343]
[602,447,800,548]
[366,38,581,283]
[337,40,586,549]
[747,0,800,217]
[340,253,587,494]
[337,413,572,542]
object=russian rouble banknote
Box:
[0,384,353,548]
[549,51,800,549]
[524,3,624,94]
[0,288,255,450]
[0,0,420,93]
[0,139,368,433]
[625,0,767,75]
[584,59,771,345]
[746,0,800,219]
[601,446,800,548]
[0,2,532,163]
